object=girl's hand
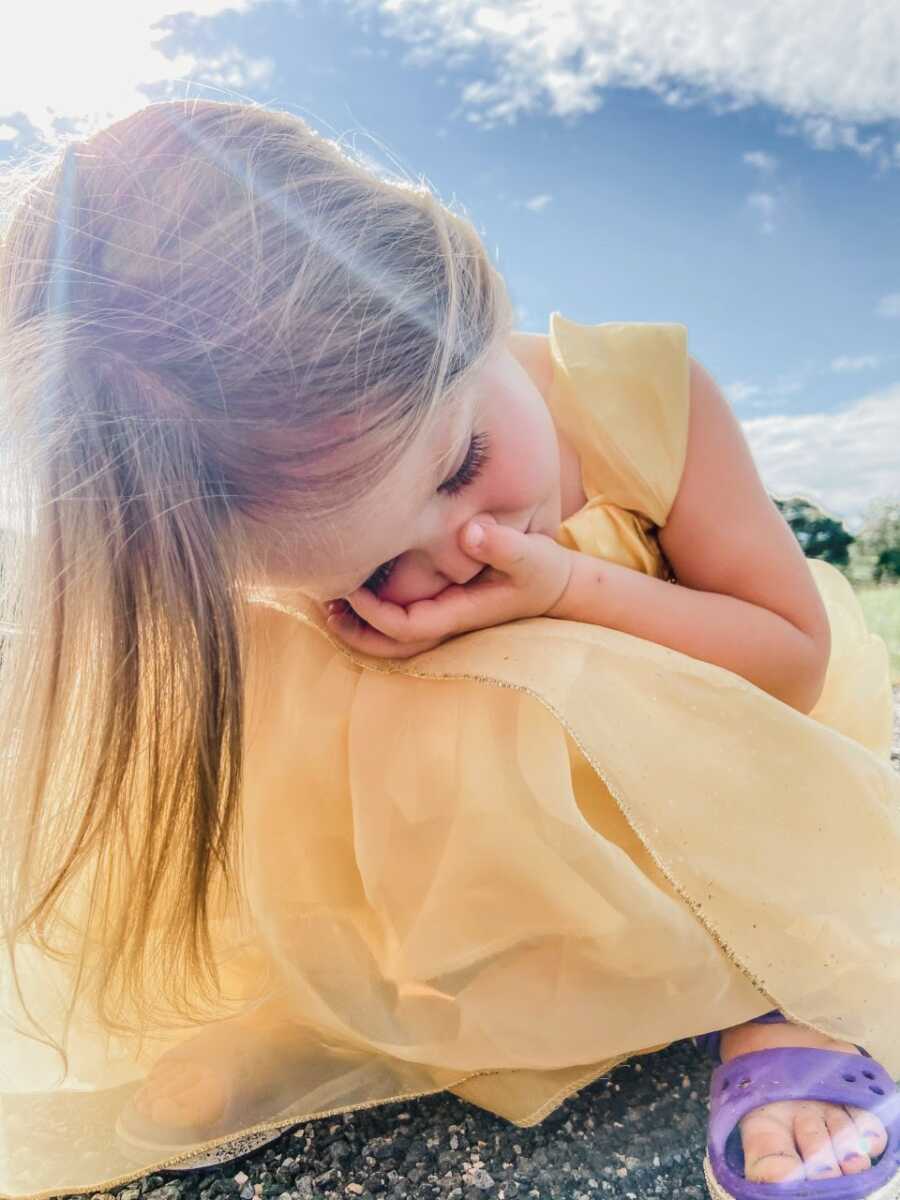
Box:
[323,516,575,659]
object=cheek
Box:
[487,406,557,505]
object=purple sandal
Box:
[692,1010,900,1199]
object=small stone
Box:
[145,1180,182,1200]
[467,1168,495,1190]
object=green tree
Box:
[855,498,900,560]
[873,547,900,584]
[849,498,900,584]
[772,495,855,567]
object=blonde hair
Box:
[0,98,513,1073]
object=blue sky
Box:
[1,0,898,529]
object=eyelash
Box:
[437,430,491,497]
[362,431,491,592]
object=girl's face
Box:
[280,336,567,608]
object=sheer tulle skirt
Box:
[1,561,897,1198]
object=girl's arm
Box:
[547,357,832,715]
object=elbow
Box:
[785,628,831,715]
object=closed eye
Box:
[437,430,490,497]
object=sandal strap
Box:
[708,1045,900,1200]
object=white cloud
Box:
[742,384,900,530]
[2,0,900,166]
[831,355,881,372]
[743,150,778,173]
[877,293,900,317]
[747,190,777,234]
[0,1,274,146]
[791,115,885,157]
[724,381,762,404]
[523,193,552,211]
[772,361,818,396]
[349,0,900,159]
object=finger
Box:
[351,577,521,642]
[325,609,410,658]
[347,589,448,642]
[346,582,476,642]
[462,520,536,578]
[326,607,441,659]
[344,585,425,639]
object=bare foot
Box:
[129,1001,326,1139]
[719,1019,889,1184]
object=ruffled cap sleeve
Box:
[546,314,690,529]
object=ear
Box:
[506,331,553,402]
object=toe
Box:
[133,1063,229,1128]
[795,1101,865,1177]
[739,1103,806,1184]
[822,1103,871,1172]
[845,1103,889,1160]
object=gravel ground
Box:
[65,686,900,1200]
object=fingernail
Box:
[465,522,484,549]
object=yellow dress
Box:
[0,314,897,1199]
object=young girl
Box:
[0,99,898,1200]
